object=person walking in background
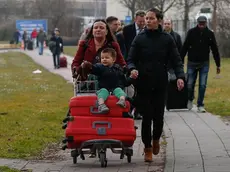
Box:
[123,10,146,120]
[116,25,126,58]
[163,19,182,52]
[13,29,21,45]
[22,30,29,51]
[49,28,63,69]
[37,28,47,55]
[106,16,119,35]
[123,10,146,55]
[163,19,183,81]
[31,28,38,49]
[181,16,221,112]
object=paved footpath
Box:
[1,49,230,172]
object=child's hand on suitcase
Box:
[177,79,184,91]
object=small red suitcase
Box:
[60,56,67,67]
[69,95,130,117]
[65,116,136,149]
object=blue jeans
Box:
[187,61,209,107]
[38,42,43,55]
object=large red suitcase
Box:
[65,116,136,149]
[60,56,67,67]
[69,95,130,117]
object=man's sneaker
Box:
[98,104,109,113]
[116,99,126,108]
[187,100,193,110]
[197,106,206,113]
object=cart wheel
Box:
[99,153,107,167]
[73,156,77,164]
[127,155,131,163]
[80,153,85,160]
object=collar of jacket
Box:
[86,38,109,53]
[195,25,209,32]
[145,25,163,34]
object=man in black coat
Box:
[163,19,183,81]
[123,10,146,56]
[163,19,182,52]
[181,16,221,112]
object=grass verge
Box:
[184,58,230,116]
[64,46,77,57]
[0,52,72,159]
[204,58,230,116]
[0,166,21,172]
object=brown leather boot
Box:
[152,140,160,155]
[144,148,153,162]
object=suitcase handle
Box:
[92,121,111,129]
[90,106,108,114]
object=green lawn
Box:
[0,166,22,172]
[184,57,230,116]
[204,58,230,116]
[0,52,73,159]
[64,46,77,57]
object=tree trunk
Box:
[212,0,217,33]
[183,0,189,33]
[131,0,136,21]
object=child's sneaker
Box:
[98,104,109,113]
[116,99,126,108]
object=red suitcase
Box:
[65,116,136,149]
[60,56,67,67]
[69,95,130,117]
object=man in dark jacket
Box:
[123,10,146,55]
[163,19,183,81]
[127,8,185,162]
[181,16,221,113]
[163,19,182,52]
[123,10,146,120]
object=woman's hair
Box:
[146,7,164,20]
[85,19,116,42]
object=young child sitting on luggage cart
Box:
[80,48,134,113]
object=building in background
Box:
[106,0,131,22]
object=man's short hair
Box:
[135,10,146,17]
[106,16,118,24]
[101,48,117,59]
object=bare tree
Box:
[205,0,230,33]
[32,0,68,33]
[137,0,177,13]
[178,0,202,32]
[117,0,138,20]
[118,0,177,20]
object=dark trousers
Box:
[24,40,28,50]
[139,88,166,148]
[53,53,60,68]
